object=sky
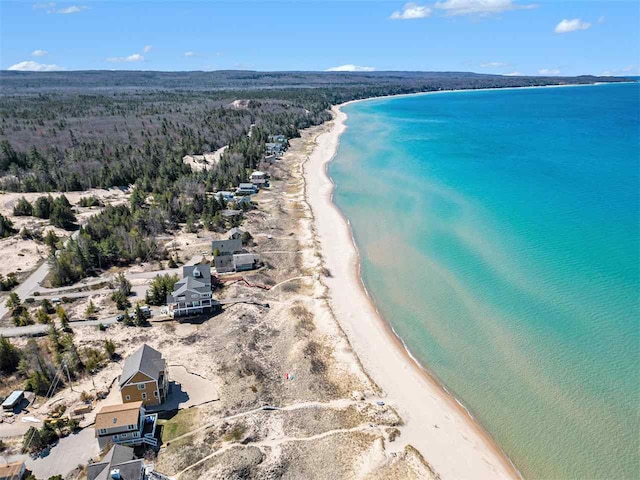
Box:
[1,0,638,76]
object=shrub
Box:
[13,197,33,216]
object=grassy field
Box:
[158,408,199,442]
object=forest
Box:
[0,70,631,286]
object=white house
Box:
[250,171,269,187]
[166,265,216,318]
[94,401,158,449]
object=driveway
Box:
[149,365,219,412]
[0,316,118,338]
[26,427,99,479]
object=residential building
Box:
[250,171,269,187]
[228,227,245,241]
[166,264,216,318]
[211,238,242,256]
[233,196,253,209]
[268,134,287,143]
[94,401,158,449]
[119,345,168,407]
[233,253,260,272]
[236,183,258,195]
[263,154,277,164]
[220,209,242,218]
[213,191,235,203]
[265,142,284,156]
[0,461,26,480]
[213,255,234,274]
[87,445,143,480]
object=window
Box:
[121,433,128,438]
[125,395,131,401]
[154,391,158,397]
[142,392,147,399]
[128,424,136,430]
[137,384,146,390]
[98,429,107,435]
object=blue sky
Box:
[1,0,638,76]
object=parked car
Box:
[116,314,125,322]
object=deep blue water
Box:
[330,83,640,479]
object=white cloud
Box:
[539,68,560,75]
[56,5,87,14]
[184,51,196,57]
[31,49,48,57]
[143,45,153,53]
[8,60,64,71]
[554,18,591,33]
[326,64,376,72]
[597,16,605,24]
[601,65,639,76]
[33,2,56,10]
[34,3,88,14]
[503,71,522,76]
[390,3,432,20]
[107,53,144,63]
[480,61,508,68]
[434,0,537,16]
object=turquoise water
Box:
[330,83,640,479]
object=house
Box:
[211,238,242,256]
[250,171,269,187]
[263,154,277,164]
[220,209,242,218]
[213,191,235,203]
[265,142,284,156]
[233,196,253,209]
[213,255,234,274]
[0,461,26,480]
[2,390,24,411]
[268,134,287,144]
[228,227,245,241]
[87,445,143,480]
[119,345,168,407]
[236,183,258,195]
[166,264,216,318]
[94,401,158,449]
[233,253,260,272]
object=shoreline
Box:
[303,88,531,479]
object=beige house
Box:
[119,344,168,407]
[0,461,26,480]
[94,401,158,450]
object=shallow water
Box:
[330,84,640,479]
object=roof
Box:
[228,227,245,238]
[0,461,24,478]
[87,445,143,480]
[119,345,165,387]
[183,264,211,283]
[95,402,143,431]
[220,209,242,217]
[212,238,242,255]
[250,171,266,176]
[234,253,259,266]
[2,390,24,407]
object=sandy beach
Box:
[303,103,522,479]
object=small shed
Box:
[2,391,24,411]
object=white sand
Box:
[304,104,521,479]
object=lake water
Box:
[330,83,640,479]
